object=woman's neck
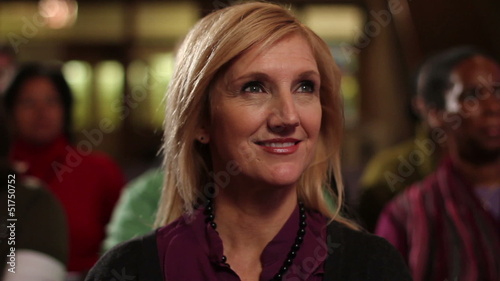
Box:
[213,183,297,280]
[215,186,297,238]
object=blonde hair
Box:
[156,1,358,229]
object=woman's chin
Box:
[264,166,304,187]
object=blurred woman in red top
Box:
[4,63,125,280]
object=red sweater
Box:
[9,136,126,272]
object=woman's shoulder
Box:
[324,221,412,281]
[85,231,163,281]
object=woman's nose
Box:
[268,91,300,134]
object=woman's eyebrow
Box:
[231,72,270,84]
[230,70,320,84]
[297,70,320,80]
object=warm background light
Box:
[38,0,78,29]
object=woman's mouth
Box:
[255,138,301,154]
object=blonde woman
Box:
[86,2,411,281]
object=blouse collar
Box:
[157,203,328,280]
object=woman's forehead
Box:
[220,34,317,79]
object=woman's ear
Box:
[196,128,210,144]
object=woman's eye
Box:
[297,81,315,93]
[241,81,265,93]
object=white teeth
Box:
[262,142,295,148]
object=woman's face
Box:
[208,34,322,188]
[13,77,64,144]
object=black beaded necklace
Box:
[204,199,307,281]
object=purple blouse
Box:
[156,205,329,281]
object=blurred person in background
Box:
[376,47,500,281]
[0,46,17,165]
[357,69,442,232]
[102,168,163,251]
[1,98,68,281]
[3,63,126,280]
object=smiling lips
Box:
[255,138,301,154]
